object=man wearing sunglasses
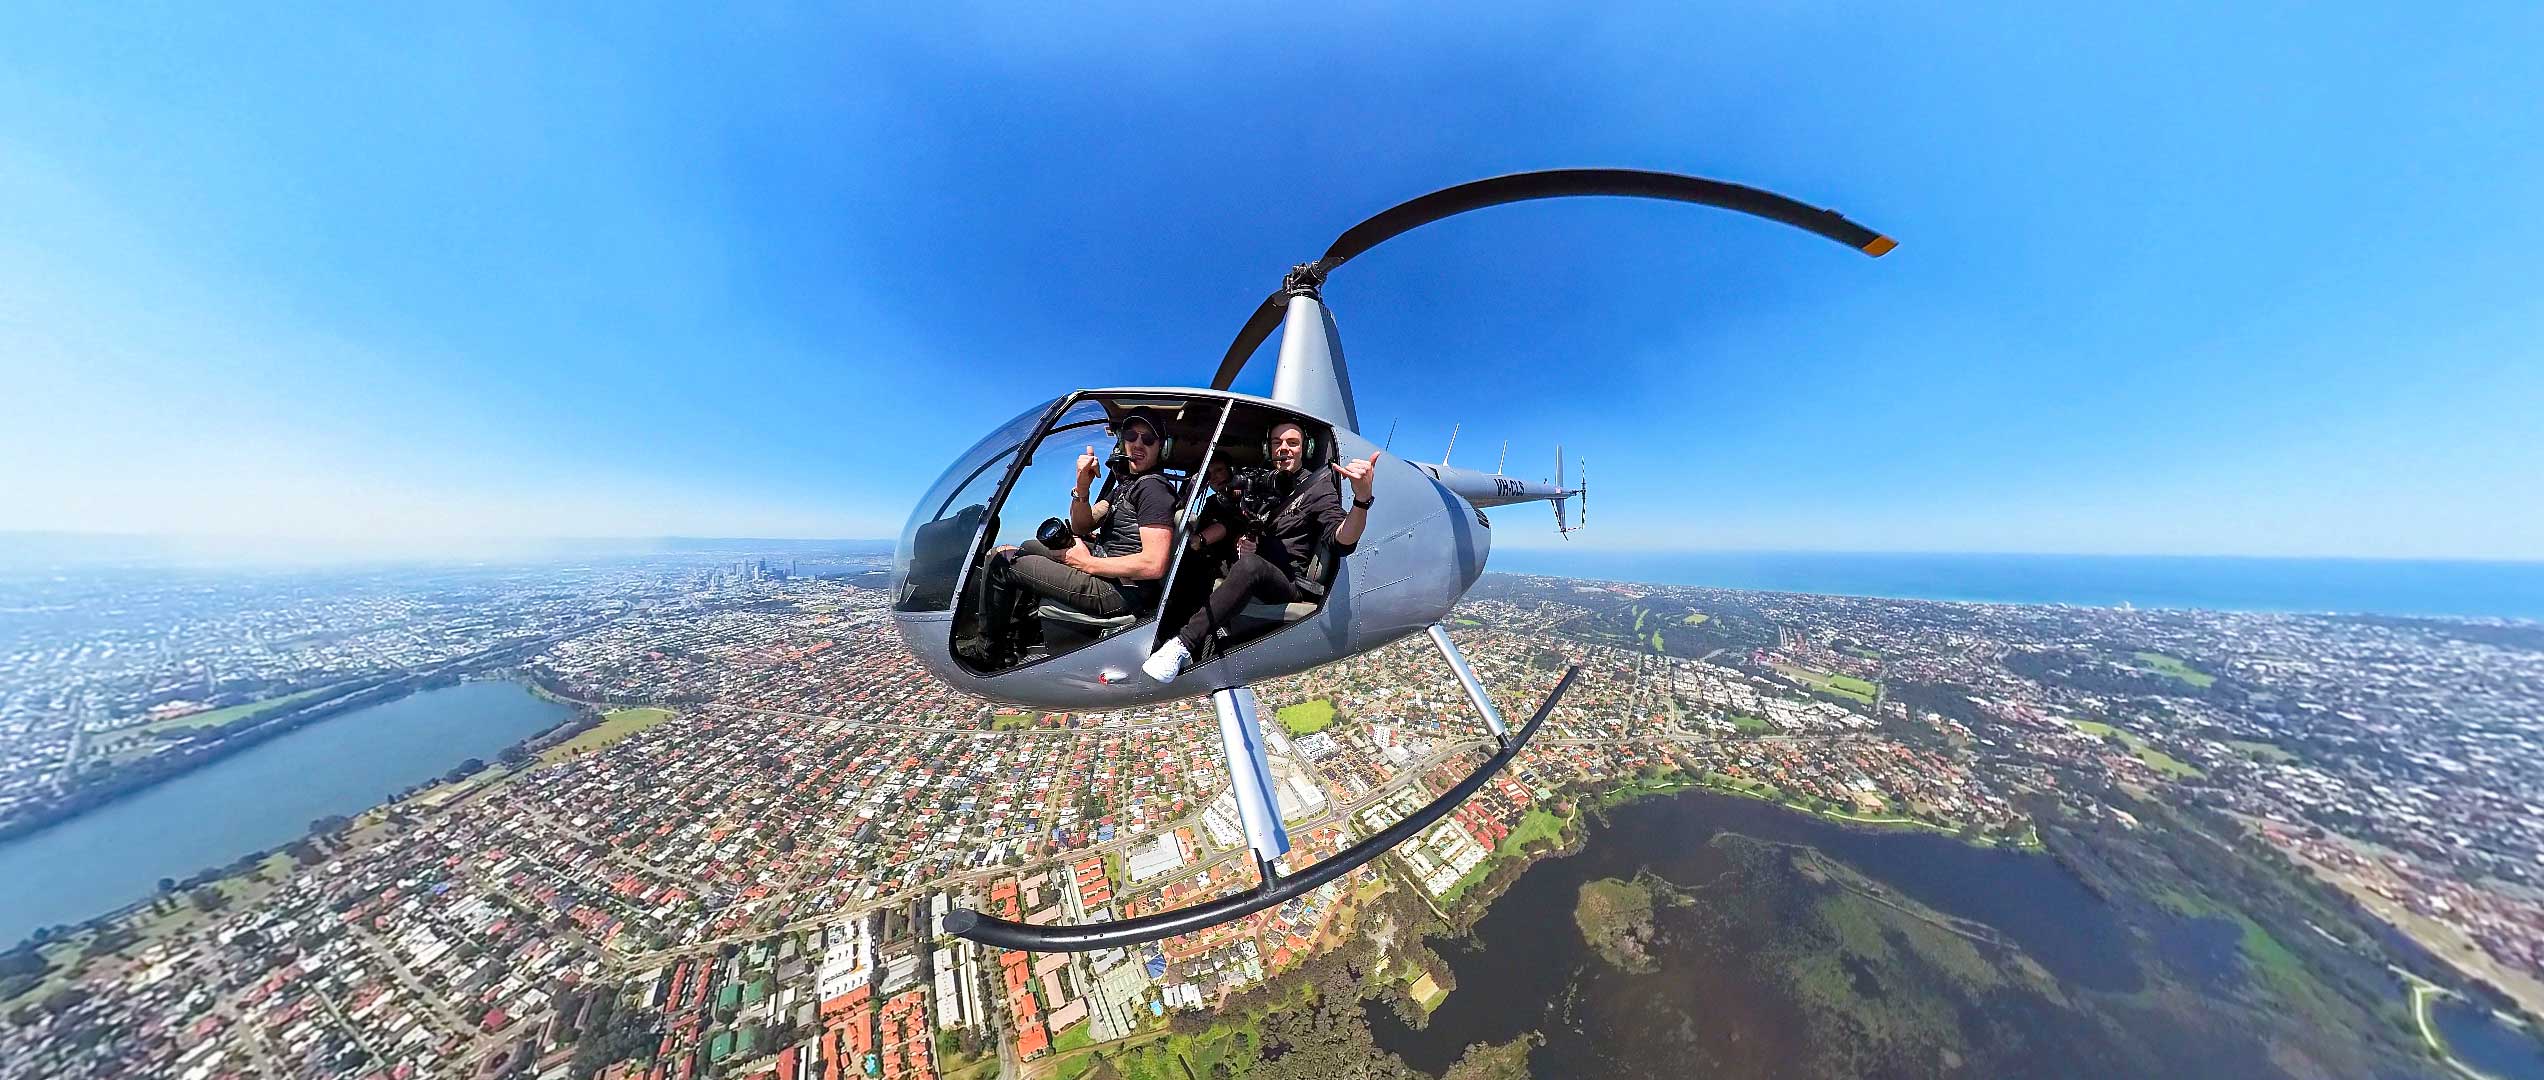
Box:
[960,410,1177,667]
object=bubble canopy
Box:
[890,388,1368,693]
[891,392,1237,619]
[889,396,1063,614]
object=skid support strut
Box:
[1210,686,1291,875]
[944,665,1583,952]
[1428,623,1508,745]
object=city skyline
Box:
[6,8,2542,559]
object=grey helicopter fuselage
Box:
[891,384,1491,712]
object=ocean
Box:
[1486,550,2544,621]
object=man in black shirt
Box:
[1184,458,1247,569]
[960,411,1177,668]
[1144,421,1377,683]
[1160,457,1244,639]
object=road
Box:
[600,718,1879,971]
[2400,970,2500,1080]
[547,692,1214,737]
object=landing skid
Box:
[946,651,1581,953]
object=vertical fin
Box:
[1554,450,1570,538]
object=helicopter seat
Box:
[1216,539,1336,644]
[1033,600,1138,657]
[1238,599,1318,622]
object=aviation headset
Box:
[1096,410,1169,503]
[1258,418,1325,472]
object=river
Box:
[0,680,569,945]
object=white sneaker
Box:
[1142,639,1191,684]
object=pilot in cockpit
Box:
[956,410,1177,669]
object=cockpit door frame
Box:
[938,395,1074,621]
[1151,396,1237,641]
[948,390,1234,676]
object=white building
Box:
[816,919,871,1002]
[1124,831,1187,884]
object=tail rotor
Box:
[1553,448,1587,540]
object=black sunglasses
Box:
[1120,427,1158,446]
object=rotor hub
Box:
[1280,261,1328,299]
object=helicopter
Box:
[886,169,1891,951]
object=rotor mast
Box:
[1267,267,1360,432]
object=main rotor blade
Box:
[1210,168,1893,391]
[1209,289,1289,393]
[1321,167,1894,271]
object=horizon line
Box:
[0,529,2539,566]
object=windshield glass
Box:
[984,398,1116,549]
[891,398,1062,612]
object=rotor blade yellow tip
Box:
[1861,235,1897,257]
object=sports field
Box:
[132,684,347,735]
[1275,699,1336,736]
[1772,662,1879,705]
[2066,717,2203,779]
[541,707,676,762]
[2133,651,2217,688]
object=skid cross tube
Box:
[944,664,1582,952]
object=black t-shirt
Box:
[1095,471,1177,604]
[1189,489,1246,567]
[1258,465,1357,584]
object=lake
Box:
[1367,789,2433,1078]
[1488,550,2544,620]
[2433,998,2544,1080]
[0,680,568,945]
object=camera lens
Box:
[1036,517,1076,550]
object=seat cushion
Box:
[1035,601,1137,629]
[1238,601,1318,623]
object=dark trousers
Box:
[966,540,1136,659]
[1175,551,1300,653]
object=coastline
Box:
[1486,550,2544,621]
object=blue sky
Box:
[3,6,2538,559]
